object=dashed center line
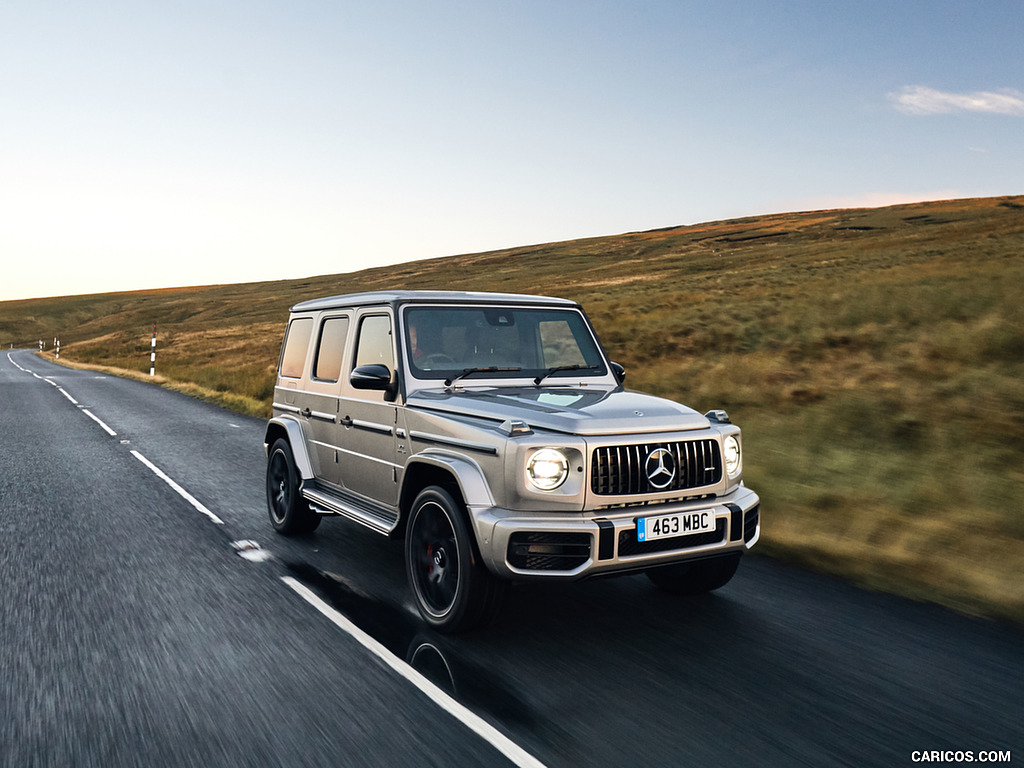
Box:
[8,352,222,527]
[82,408,117,436]
[131,450,225,525]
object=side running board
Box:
[301,482,399,535]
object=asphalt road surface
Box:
[2,349,1020,768]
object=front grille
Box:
[507,532,592,571]
[591,439,722,496]
[618,519,726,557]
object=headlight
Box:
[528,448,569,490]
[724,435,741,476]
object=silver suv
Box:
[265,291,760,631]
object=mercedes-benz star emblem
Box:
[645,448,677,490]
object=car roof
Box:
[290,290,578,313]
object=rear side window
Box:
[313,316,350,381]
[279,317,314,378]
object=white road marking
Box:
[130,450,225,525]
[281,576,548,768]
[82,409,117,436]
[59,388,79,405]
[231,540,274,562]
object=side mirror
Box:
[350,364,396,397]
[610,362,626,383]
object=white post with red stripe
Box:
[150,325,156,376]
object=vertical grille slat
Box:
[632,444,643,494]
[591,439,722,496]
[624,446,630,493]
[692,440,702,488]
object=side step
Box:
[302,482,399,535]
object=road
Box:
[2,349,1020,768]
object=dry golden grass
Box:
[7,194,1024,625]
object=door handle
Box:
[340,415,353,428]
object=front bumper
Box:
[472,485,760,580]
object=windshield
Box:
[404,305,607,383]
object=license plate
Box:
[636,510,716,542]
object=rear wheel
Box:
[646,553,741,595]
[405,486,505,633]
[266,438,321,535]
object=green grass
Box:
[4,195,1023,625]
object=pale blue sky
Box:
[2,0,1022,300]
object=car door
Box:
[303,313,351,488]
[337,309,403,507]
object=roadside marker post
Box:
[150,325,156,376]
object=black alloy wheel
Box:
[405,486,505,633]
[266,438,321,535]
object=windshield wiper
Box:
[534,364,599,385]
[444,367,522,387]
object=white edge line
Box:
[281,576,547,768]
[59,388,79,405]
[130,450,225,525]
[82,409,116,436]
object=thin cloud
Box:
[891,86,1024,116]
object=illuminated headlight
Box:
[724,435,741,476]
[527,448,569,491]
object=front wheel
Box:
[266,438,321,535]
[646,553,741,595]
[405,486,505,633]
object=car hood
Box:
[407,386,711,436]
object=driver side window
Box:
[354,314,394,369]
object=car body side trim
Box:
[351,419,393,435]
[409,430,498,455]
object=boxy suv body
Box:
[265,290,760,631]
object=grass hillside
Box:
[3,195,1023,625]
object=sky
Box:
[2,0,1022,301]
